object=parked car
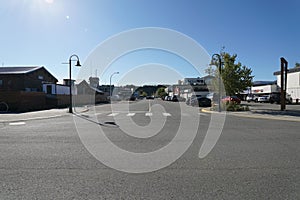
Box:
[269,93,293,104]
[171,95,178,102]
[257,95,270,103]
[246,94,259,102]
[164,96,172,101]
[221,96,241,104]
[187,95,211,107]
[146,96,154,100]
[197,97,212,107]
[129,95,136,101]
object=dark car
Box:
[269,93,293,104]
[171,95,178,102]
[129,95,136,101]
[146,96,154,100]
[188,95,211,107]
[197,97,212,107]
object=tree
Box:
[156,87,167,98]
[209,52,254,96]
[295,62,300,68]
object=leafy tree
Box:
[141,91,147,97]
[209,52,254,96]
[156,87,167,98]
[295,62,300,68]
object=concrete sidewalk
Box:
[0,108,71,123]
[0,105,94,123]
[202,107,300,122]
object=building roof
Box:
[0,66,58,82]
[0,66,41,74]
[273,67,300,75]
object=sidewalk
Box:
[202,107,300,122]
[0,108,70,123]
[0,105,94,123]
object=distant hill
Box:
[252,80,276,86]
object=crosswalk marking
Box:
[9,122,26,126]
[104,112,201,117]
[145,112,153,116]
[108,113,119,117]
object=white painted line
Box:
[9,122,26,126]
[163,113,171,117]
[127,113,136,117]
[148,100,151,112]
[145,112,153,116]
[108,113,119,117]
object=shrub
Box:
[211,101,250,112]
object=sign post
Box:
[280,57,288,111]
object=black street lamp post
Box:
[68,54,81,113]
[211,53,223,112]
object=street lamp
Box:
[68,54,81,113]
[210,53,223,112]
[109,72,119,100]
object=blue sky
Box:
[1,0,300,85]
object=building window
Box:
[0,80,2,86]
[38,75,44,80]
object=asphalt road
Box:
[0,99,299,199]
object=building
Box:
[251,81,278,95]
[0,66,58,92]
[0,66,58,112]
[274,67,300,103]
[75,79,107,104]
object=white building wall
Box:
[57,85,70,95]
[43,84,77,95]
[276,71,300,102]
[251,84,277,94]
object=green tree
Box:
[295,62,300,68]
[209,52,254,96]
[141,91,147,97]
[156,87,167,98]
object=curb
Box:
[0,106,92,123]
[0,109,71,123]
[0,113,70,123]
[201,108,300,122]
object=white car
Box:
[246,94,259,102]
[257,95,270,103]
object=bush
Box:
[211,101,249,112]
